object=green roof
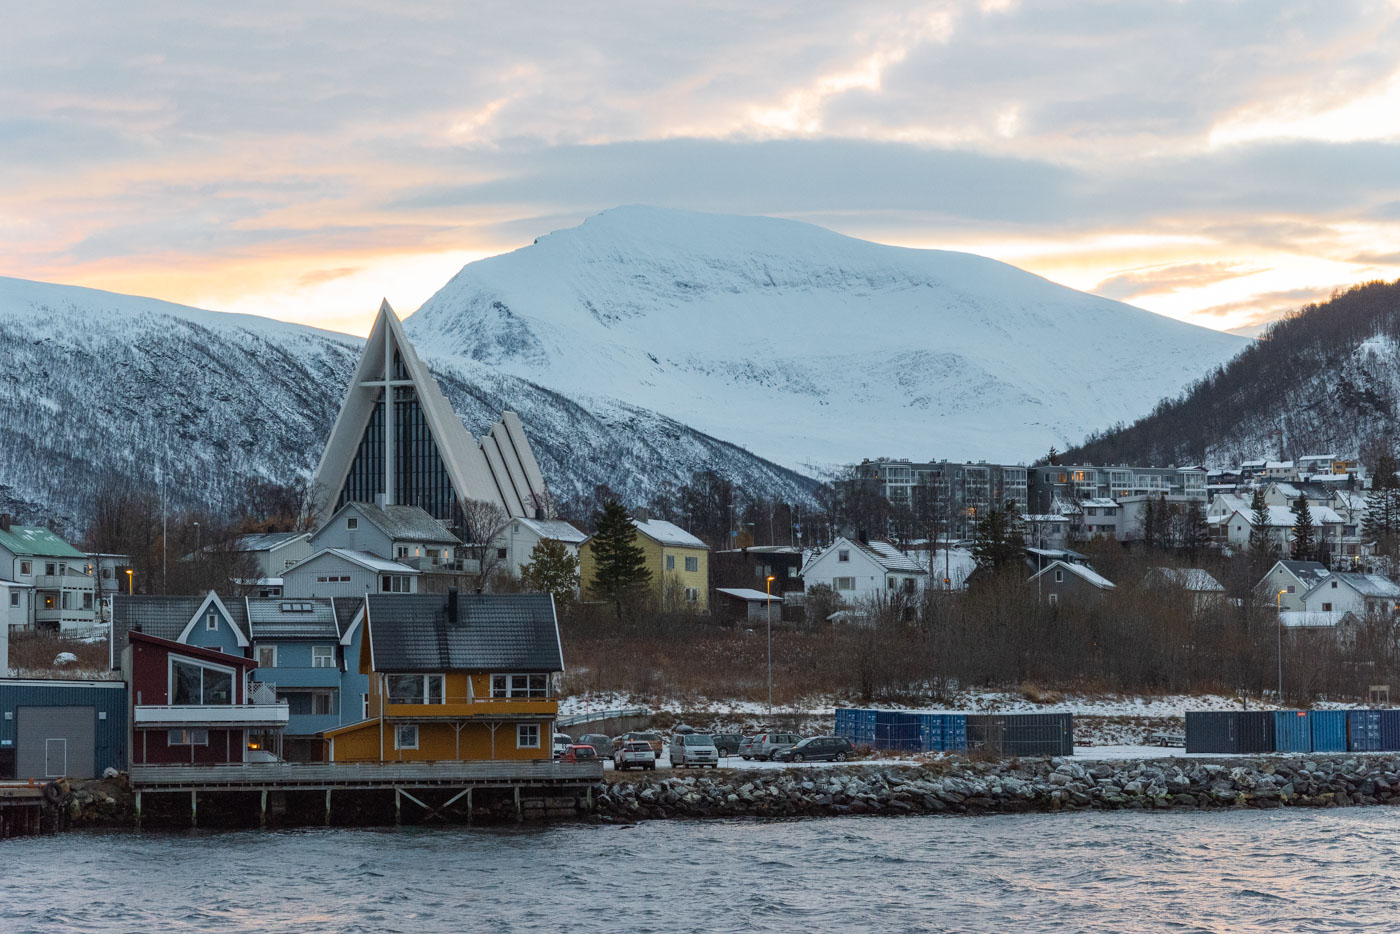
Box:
[0,524,86,559]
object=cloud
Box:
[297,266,360,288]
[1194,286,1339,320]
[1093,262,1265,301]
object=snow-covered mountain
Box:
[407,206,1248,473]
[0,277,814,531]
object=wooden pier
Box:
[0,783,48,838]
[129,760,604,828]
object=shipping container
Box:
[0,678,128,780]
[873,711,921,751]
[1310,710,1348,753]
[1238,711,1275,753]
[1380,709,1400,751]
[1186,712,1240,753]
[918,713,968,753]
[1349,710,1384,751]
[967,713,1074,757]
[1274,710,1312,753]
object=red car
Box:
[559,744,600,763]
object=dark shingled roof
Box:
[109,594,249,669]
[245,597,340,640]
[333,597,365,639]
[366,593,562,673]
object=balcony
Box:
[33,572,94,589]
[134,703,290,728]
[384,697,558,719]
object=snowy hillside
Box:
[0,277,813,531]
[407,206,1247,472]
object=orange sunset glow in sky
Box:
[4,2,1400,337]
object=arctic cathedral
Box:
[311,300,549,533]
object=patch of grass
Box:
[8,629,111,676]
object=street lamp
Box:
[1276,588,1288,703]
[766,575,776,717]
[125,568,134,596]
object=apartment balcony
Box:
[33,573,94,589]
[134,703,290,729]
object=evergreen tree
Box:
[587,500,652,616]
[1248,487,1276,573]
[520,538,581,607]
[1291,494,1315,561]
[972,501,1025,573]
[1047,446,1061,466]
[1141,495,1158,549]
[1365,450,1400,557]
[1182,500,1210,560]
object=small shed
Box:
[714,588,784,622]
[0,678,128,780]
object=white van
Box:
[669,732,719,768]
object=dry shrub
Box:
[1018,683,1064,705]
[8,630,111,675]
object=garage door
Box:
[17,706,95,779]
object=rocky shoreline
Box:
[590,755,1400,821]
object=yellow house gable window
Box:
[517,724,540,748]
[394,724,418,749]
[387,674,444,704]
[493,674,548,698]
[666,555,675,570]
[684,556,698,572]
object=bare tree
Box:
[459,498,511,587]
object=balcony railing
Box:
[134,703,290,728]
[33,573,94,588]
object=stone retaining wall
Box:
[591,755,1400,821]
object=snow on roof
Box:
[631,518,707,549]
[856,539,928,574]
[1030,560,1114,589]
[715,587,784,603]
[514,517,588,544]
[1279,610,1354,629]
[1329,573,1400,598]
[1266,461,1294,469]
[1151,567,1225,592]
[1274,560,1331,589]
[233,532,308,552]
[287,548,419,575]
[1080,498,1119,508]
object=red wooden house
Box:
[123,630,289,765]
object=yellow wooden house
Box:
[323,590,562,763]
[580,517,711,612]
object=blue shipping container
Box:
[1274,710,1311,753]
[873,711,921,751]
[918,713,968,753]
[1380,709,1400,751]
[1349,710,1383,751]
[1310,710,1348,753]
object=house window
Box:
[387,674,445,705]
[1054,570,1064,583]
[1048,593,1059,606]
[838,550,850,562]
[394,724,418,750]
[666,555,675,571]
[362,693,370,719]
[496,547,507,560]
[61,592,71,610]
[312,645,335,668]
[170,658,235,705]
[382,575,412,593]
[167,729,209,746]
[1322,603,1333,612]
[685,587,699,603]
[82,593,93,610]
[206,612,218,631]
[788,566,798,578]
[517,724,540,749]
[492,673,549,698]
[8,592,17,607]
[1331,581,1338,589]
[347,517,358,530]
[19,560,30,575]
[312,692,336,716]
[684,556,698,572]
[1287,586,1295,593]
[45,562,56,576]
[257,645,277,668]
[427,549,439,564]
[834,577,855,591]
[888,577,896,589]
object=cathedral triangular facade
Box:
[311,300,549,531]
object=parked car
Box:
[552,733,573,759]
[614,740,657,771]
[669,732,719,768]
[712,733,744,757]
[577,733,613,756]
[559,744,600,763]
[740,732,803,761]
[613,731,664,755]
[773,736,856,763]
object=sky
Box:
[4,1,1400,337]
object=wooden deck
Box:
[129,759,603,791]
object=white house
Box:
[803,537,928,604]
[1259,560,1332,612]
[228,532,312,596]
[1144,567,1226,612]
[0,517,99,632]
[1295,572,1400,617]
[493,517,588,579]
[281,548,420,598]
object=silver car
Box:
[669,732,719,768]
[740,732,802,761]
